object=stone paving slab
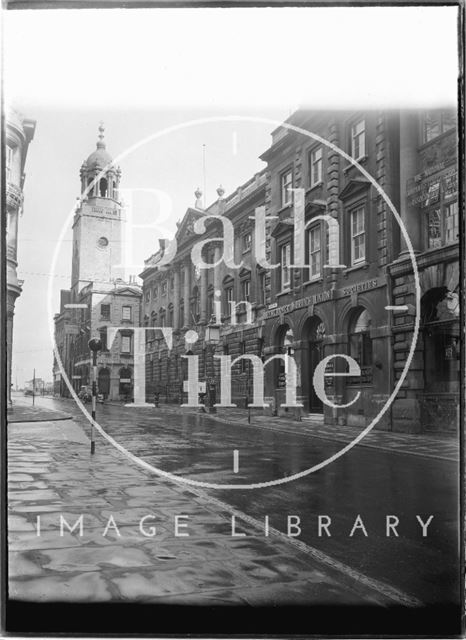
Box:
[8,402,72,423]
[7,418,398,607]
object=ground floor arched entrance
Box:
[301,315,326,414]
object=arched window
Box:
[222,276,234,317]
[349,309,372,367]
[168,303,174,327]
[159,307,166,327]
[275,324,292,388]
[99,177,108,197]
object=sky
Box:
[4,6,459,386]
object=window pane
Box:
[99,328,108,351]
[355,120,364,134]
[424,112,441,142]
[350,334,361,364]
[362,333,372,366]
[281,170,293,205]
[351,120,365,158]
[351,207,365,263]
[353,309,371,333]
[6,147,13,180]
[281,243,291,287]
[428,209,441,248]
[311,147,323,186]
[309,227,321,277]
[442,111,456,133]
[445,202,458,244]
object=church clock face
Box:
[50,116,421,491]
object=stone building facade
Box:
[53,126,142,401]
[140,172,267,407]
[258,110,402,427]
[387,110,459,433]
[5,108,36,407]
[140,108,459,434]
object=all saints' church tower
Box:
[71,124,123,296]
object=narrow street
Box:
[16,394,459,608]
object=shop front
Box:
[119,366,133,402]
[419,285,460,433]
[262,279,392,428]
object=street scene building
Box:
[5,108,36,407]
[53,126,142,400]
[138,108,459,434]
[140,171,267,407]
[5,8,462,635]
[388,111,459,433]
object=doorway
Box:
[303,317,326,413]
[98,367,110,398]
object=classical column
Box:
[200,268,208,324]
[399,111,422,256]
[183,261,191,327]
[213,246,222,294]
[173,267,180,329]
[107,172,113,199]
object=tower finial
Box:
[97,122,105,149]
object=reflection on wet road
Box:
[31,397,460,605]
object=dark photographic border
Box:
[1,1,464,637]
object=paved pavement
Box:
[8,414,401,607]
[8,400,72,423]
[7,395,460,619]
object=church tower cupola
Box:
[79,123,121,202]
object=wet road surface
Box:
[16,395,460,606]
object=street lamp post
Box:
[204,317,220,414]
[88,338,102,455]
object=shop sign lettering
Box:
[263,290,334,320]
[406,167,457,208]
[341,279,378,297]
